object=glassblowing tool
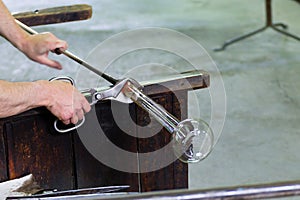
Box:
[17,19,214,163]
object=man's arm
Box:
[0,0,27,48]
[0,0,67,69]
[0,80,90,124]
[0,1,91,123]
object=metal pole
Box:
[16,19,118,85]
[266,0,272,26]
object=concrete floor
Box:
[187,0,300,197]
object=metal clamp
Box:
[49,76,85,133]
[52,78,142,133]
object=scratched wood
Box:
[73,101,139,191]
[172,90,189,189]
[13,4,92,26]
[3,109,74,190]
[136,90,188,192]
[0,121,8,181]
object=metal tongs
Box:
[83,78,141,106]
[52,77,142,133]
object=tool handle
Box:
[16,19,118,85]
[56,48,118,84]
[54,117,85,133]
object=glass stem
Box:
[125,82,180,134]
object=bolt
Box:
[95,93,102,100]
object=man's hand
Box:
[21,33,68,69]
[39,80,91,124]
[0,0,67,70]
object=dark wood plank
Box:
[172,90,188,189]
[141,70,209,96]
[0,121,8,182]
[4,112,74,190]
[74,101,139,192]
[137,92,188,192]
[13,4,92,26]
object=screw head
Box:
[95,93,102,100]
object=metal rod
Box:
[266,0,272,26]
[72,181,300,200]
[214,0,300,51]
[16,19,118,85]
[8,181,300,199]
[57,49,118,84]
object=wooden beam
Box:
[13,4,92,26]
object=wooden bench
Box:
[0,71,209,192]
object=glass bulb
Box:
[172,119,214,163]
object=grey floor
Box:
[1,0,300,199]
[187,0,300,196]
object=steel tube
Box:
[16,19,118,84]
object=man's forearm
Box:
[0,80,47,118]
[0,0,29,51]
[0,80,91,123]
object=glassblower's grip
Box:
[16,19,214,163]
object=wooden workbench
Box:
[0,71,209,192]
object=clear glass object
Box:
[124,80,214,163]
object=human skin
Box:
[0,0,91,124]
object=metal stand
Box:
[214,0,300,51]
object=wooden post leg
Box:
[137,91,188,192]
